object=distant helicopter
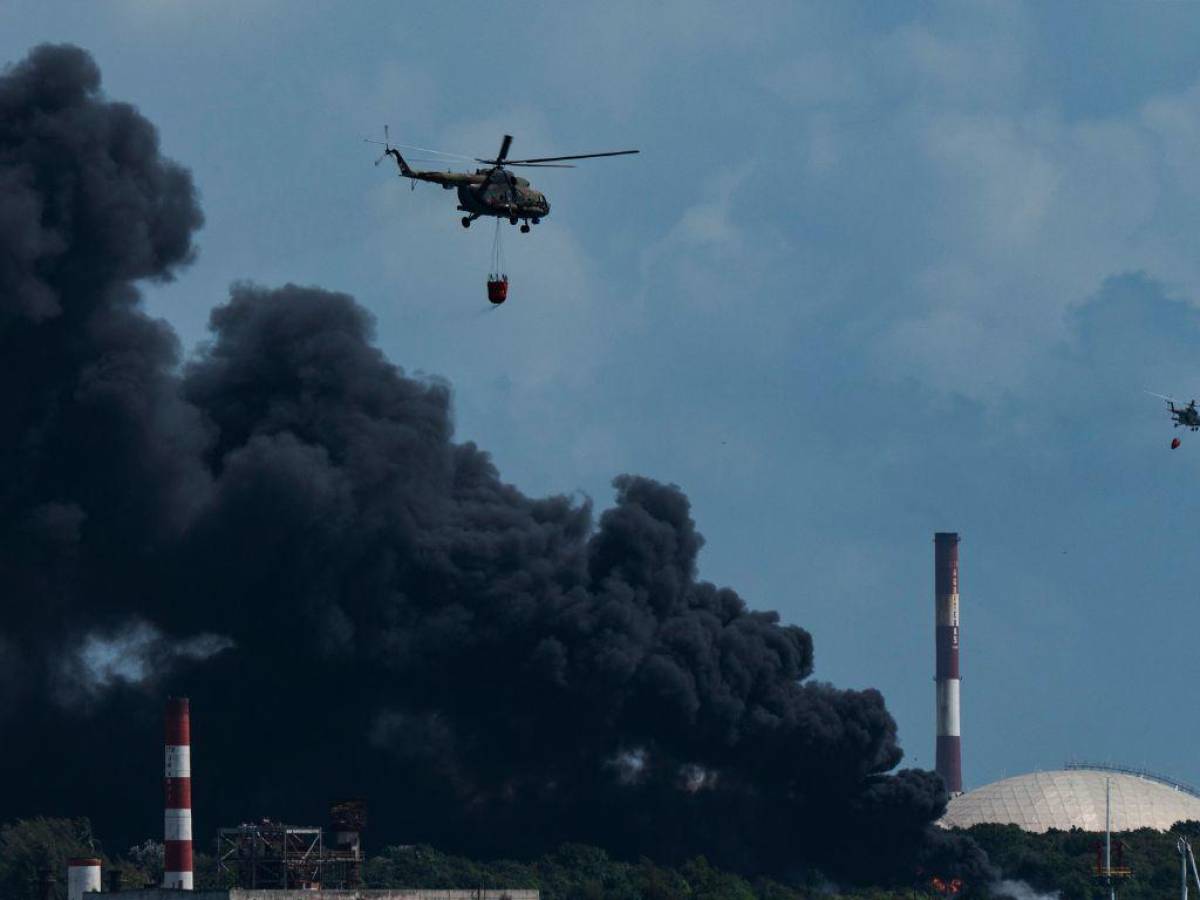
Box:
[368,128,638,232]
[1148,391,1200,430]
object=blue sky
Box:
[7,0,1200,790]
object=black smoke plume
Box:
[0,45,989,884]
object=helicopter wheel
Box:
[509,216,519,225]
[461,217,471,229]
[520,223,531,234]
[531,217,540,225]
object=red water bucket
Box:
[487,275,508,305]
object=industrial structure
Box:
[939,764,1200,832]
[329,800,366,857]
[67,858,101,900]
[926,536,1200,842]
[58,697,537,899]
[1094,777,1132,900]
[164,698,194,890]
[934,532,962,795]
[217,802,365,890]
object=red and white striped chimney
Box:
[934,533,962,795]
[163,697,193,890]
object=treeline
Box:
[366,843,831,899]
[4,815,1200,899]
[0,817,223,897]
[965,820,1200,898]
[0,817,928,899]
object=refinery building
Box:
[928,532,1200,834]
[52,699,537,900]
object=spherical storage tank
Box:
[939,766,1200,833]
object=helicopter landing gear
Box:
[531,217,540,225]
[509,215,519,225]
[461,216,472,228]
[520,223,531,234]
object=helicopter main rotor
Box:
[474,134,638,169]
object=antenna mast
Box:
[1094,778,1131,897]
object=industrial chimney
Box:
[934,533,962,795]
[163,697,194,890]
[66,859,100,900]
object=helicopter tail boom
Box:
[385,147,415,177]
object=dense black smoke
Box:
[0,45,990,884]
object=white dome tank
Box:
[939,766,1200,833]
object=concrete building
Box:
[939,764,1200,833]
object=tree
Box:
[0,818,102,900]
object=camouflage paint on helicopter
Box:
[371,130,637,233]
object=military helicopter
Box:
[368,128,638,232]
[1148,392,1200,430]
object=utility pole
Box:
[1106,778,1116,900]
[1180,837,1189,900]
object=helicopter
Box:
[1148,392,1200,430]
[368,128,638,232]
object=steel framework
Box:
[217,821,361,889]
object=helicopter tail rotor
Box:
[365,125,392,166]
[364,125,417,177]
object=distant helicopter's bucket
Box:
[487,274,508,305]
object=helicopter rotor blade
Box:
[1146,390,1179,404]
[507,162,576,168]
[390,143,477,161]
[476,134,516,167]
[504,149,639,164]
[365,125,392,165]
[362,140,386,166]
[397,157,461,165]
[364,129,478,163]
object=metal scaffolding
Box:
[217,821,362,889]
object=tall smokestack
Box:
[934,533,962,795]
[163,697,194,890]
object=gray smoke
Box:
[992,880,1062,900]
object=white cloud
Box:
[758,11,1200,401]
